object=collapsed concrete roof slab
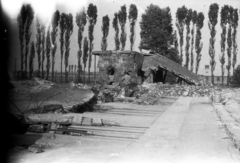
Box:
[142,53,200,85]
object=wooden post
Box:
[163,70,168,84]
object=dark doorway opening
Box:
[107,66,115,75]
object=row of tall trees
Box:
[17,3,139,83]
[17,3,240,85]
[208,4,239,85]
[175,4,239,85]
[175,6,205,74]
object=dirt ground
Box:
[8,81,94,114]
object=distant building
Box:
[202,64,230,85]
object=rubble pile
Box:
[69,81,92,89]
[134,83,213,105]
[141,82,212,97]
[95,82,214,104]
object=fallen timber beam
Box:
[49,128,140,140]
[67,126,145,134]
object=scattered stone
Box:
[26,104,66,114]
[70,132,82,136]
[102,119,120,126]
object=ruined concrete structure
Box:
[92,51,144,84]
[92,50,200,85]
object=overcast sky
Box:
[2,0,240,76]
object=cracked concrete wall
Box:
[97,51,140,84]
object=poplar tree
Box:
[51,10,60,81]
[176,6,188,65]
[128,4,138,51]
[208,3,219,84]
[190,10,197,72]
[59,13,67,83]
[35,17,42,77]
[29,41,35,79]
[220,5,229,85]
[101,15,110,51]
[232,9,239,77]
[195,12,205,74]
[64,14,73,82]
[41,25,46,78]
[46,26,51,80]
[24,4,34,77]
[118,5,127,51]
[76,8,87,82]
[83,37,89,84]
[112,13,120,50]
[87,3,98,82]
[185,9,192,69]
[226,6,234,85]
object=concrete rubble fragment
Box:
[28,144,44,153]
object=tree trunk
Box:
[78,57,81,82]
[211,70,214,85]
[227,69,230,86]
[42,62,44,79]
[221,65,224,85]
[84,68,85,85]
[52,58,54,81]
[60,59,62,83]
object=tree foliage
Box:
[173,30,179,52]
[220,5,229,84]
[195,12,204,74]
[176,5,187,65]
[226,6,234,85]
[101,15,110,51]
[139,4,173,54]
[190,10,197,72]
[35,17,42,76]
[41,25,46,78]
[184,9,192,69]
[64,13,73,82]
[83,37,89,84]
[76,8,87,82]
[46,26,51,80]
[87,3,98,82]
[231,65,240,87]
[24,4,34,74]
[112,13,120,50]
[208,3,219,84]
[232,8,239,75]
[51,10,60,81]
[128,4,138,51]
[118,5,127,51]
[17,4,34,78]
[29,41,35,79]
[59,13,67,83]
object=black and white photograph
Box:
[1,0,240,162]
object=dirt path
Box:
[108,97,240,163]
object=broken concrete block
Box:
[92,118,102,126]
[28,144,43,153]
[102,119,120,126]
